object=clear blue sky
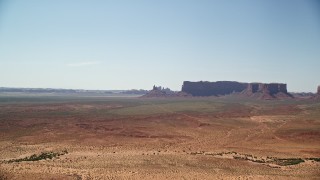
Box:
[0,0,319,92]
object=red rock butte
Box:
[181,81,292,99]
[245,83,287,94]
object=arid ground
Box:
[0,95,319,179]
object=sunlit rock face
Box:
[245,83,287,94]
[181,81,248,96]
[182,81,291,99]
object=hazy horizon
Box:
[1,0,319,92]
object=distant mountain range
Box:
[0,87,148,95]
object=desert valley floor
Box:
[0,95,319,179]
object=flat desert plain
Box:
[0,95,319,179]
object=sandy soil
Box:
[0,97,319,179]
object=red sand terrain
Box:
[0,96,319,179]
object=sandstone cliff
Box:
[181,81,247,96]
[241,83,292,99]
[181,81,292,99]
[313,85,320,100]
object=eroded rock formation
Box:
[244,83,287,94]
[181,81,247,96]
[242,83,292,99]
[142,85,191,98]
[318,86,320,95]
[181,81,292,99]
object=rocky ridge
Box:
[142,85,191,98]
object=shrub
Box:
[8,150,68,163]
[275,158,304,166]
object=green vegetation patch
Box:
[274,158,305,166]
[190,151,314,167]
[230,153,307,166]
[307,158,320,162]
[7,150,68,163]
